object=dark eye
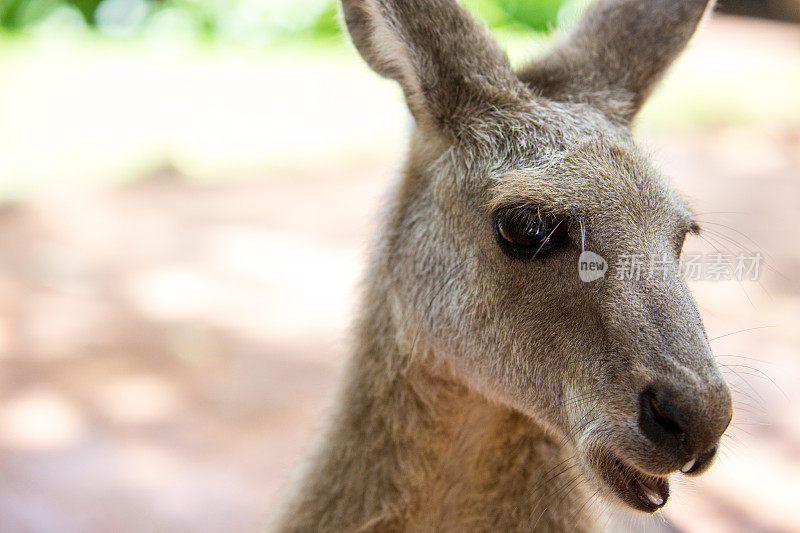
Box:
[494,207,566,258]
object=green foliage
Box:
[309,2,340,38]
[460,0,510,26]
[0,0,572,38]
[0,0,100,28]
[496,0,564,31]
[1,0,52,28]
[70,0,102,22]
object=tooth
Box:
[681,458,697,473]
[641,484,664,506]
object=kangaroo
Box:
[271,0,732,531]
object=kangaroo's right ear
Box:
[518,0,713,125]
[341,0,523,133]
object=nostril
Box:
[639,389,688,449]
[648,392,686,442]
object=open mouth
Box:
[596,452,670,512]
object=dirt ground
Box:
[0,127,798,532]
[1,17,800,533]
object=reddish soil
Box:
[0,127,798,532]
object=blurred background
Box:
[0,0,798,531]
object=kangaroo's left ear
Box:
[518,0,713,124]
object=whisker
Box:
[700,228,774,298]
[696,233,756,308]
[709,325,776,342]
[720,364,788,400]
[716,353,774,366]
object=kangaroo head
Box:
[342,0,732,513]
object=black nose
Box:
[638,385,731,461]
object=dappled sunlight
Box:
[0,389,86,451]
[121,228,361,343]
[19,294,119,360]
[197,228,360,338]
[95,374,183,425]
[0,173,366,530]
[125,265,230,322]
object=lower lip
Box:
[606,457,670,512]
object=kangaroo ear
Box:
[517,0,713,124]
[341,0,523,132]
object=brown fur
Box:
[270,1,732,531]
